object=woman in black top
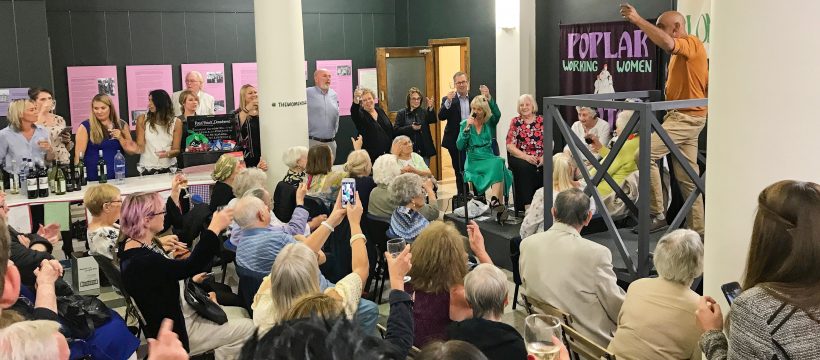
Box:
[234,84,267,170]
[351,87,393,163]
[209,154,244,211]
[118,192,250,353]
[394,87,437,165]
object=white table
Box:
[6,167,215,232]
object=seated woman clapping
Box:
[387,173,434,242]
[456,95,513,218]
[392,135,433,178]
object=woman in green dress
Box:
[456,95,513,214]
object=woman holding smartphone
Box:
[74,94,138,181]
[29,87,73,165]
[393,87,436,166]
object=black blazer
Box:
[351,103,394,162]
[437,94,472,150]
[394,107,437,158]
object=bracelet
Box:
[349,233,366,245]
[321,221,334,232]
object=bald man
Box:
[621,5,708,236]
[306,69,340,157]
[171,71,216,116]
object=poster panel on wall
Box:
[232,63,258,107]
[67,66,120,131]
[181,63,227,114]
[677,0,711,55]
[357,68,378,103]
[558,21,659,126]
[0,88,30,116]
[125,65,173,128]
[316,60,353,116]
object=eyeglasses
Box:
[148,210,167,218]
[455,80,468,85]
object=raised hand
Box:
[351,135,363,150]
[208,207,234,234]
[147,319,188,360]
[619,3,641,23]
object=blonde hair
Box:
[344,150,372,177]
[470,95,493,123]
[212,154,240,182]
[178,90,199,115]
[408,221,469,293]
[88,94,123,144]
[282,293,343,322]
[83,184,121,216]
[5,99,33,131]
[517,94,539,114]
[359,88,376,101]
[269,243,321,324]
[0,320,63,359]
[239,84,256,113]
[553,153,576,192]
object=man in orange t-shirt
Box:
[620,5,708,236]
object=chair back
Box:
[303,195,330,218]
[561,323,616,360]
[319,218,352,283]
[365,213,391,254]
[93,255,127,297]
[522,293,573,325]
[273,181,297,222]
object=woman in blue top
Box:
[0,99,55,175]
[74,94,138,181]
[456,95,513,217]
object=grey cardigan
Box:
[368,184,440,221]
[700,286,820,359]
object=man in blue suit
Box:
[438,71,472,195]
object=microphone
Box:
[464,112,476,133]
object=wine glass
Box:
[137,164,146,178]
[524,314,563,360]
[175,169,191,199]
[386,238,411,282]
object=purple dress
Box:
[407,283,451,347]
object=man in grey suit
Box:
[520,188,625,347]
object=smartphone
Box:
[584,137,594,145]
[721,282,742,304]
[341,178,356,208]
[204,272,215,278]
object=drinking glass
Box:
[524,314,563,360]
[137,164,146,178]
[176,170,191,199]
[386,238,410,282]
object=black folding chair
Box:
[364,214,391,303]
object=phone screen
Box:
[341,178,356,208]
[721,282,742,304]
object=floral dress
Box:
[40,114,73,164]
[505,115,544,158]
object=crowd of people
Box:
[0,5,818,360]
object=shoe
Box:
[631,217,668,234]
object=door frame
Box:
[429,37,470,180]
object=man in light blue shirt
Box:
[306,69,340,158]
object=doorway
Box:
[375,37,470,182]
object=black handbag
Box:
[183,278,228,325]
[56,295,112,339]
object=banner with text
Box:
[67,66,120,131]
[316,60,353,116]
[181,63,227,114]
[678,0,711,56]
[232,63,258,108]
[125,65,173,128]
[559,21,659,127]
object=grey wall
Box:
[0,0,52,89]
[535,0,674,103]
[394,0,496,96]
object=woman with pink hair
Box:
[118,193,255,358]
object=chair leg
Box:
[221,262,228,284]
[512,284,519,310]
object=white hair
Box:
[243,187,272,208]
[0,320,63,360]
[615,110,635,135]
[654,229,704,285]
[283,146,309,169]
[576,106,597,118]
[392,135,411,146]
[389,173,425,205]
[269,242,321,323]
[233,196,267,229]
[464,264,508,319]
[232,167,268,197]
[517,94,539,113]
[186,70,204,82]
[372,154,401,186]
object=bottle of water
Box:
[114,150,126,184]
[19,158,28,195]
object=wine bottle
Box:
[48,160,57,194]
[97,149,107,183]
[55,164,66,195]
[65,163,76,192]
[27,159,38,199]
[77,152,87,186]
[38,160,49,198]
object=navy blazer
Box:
[437,94,472,150]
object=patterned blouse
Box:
[506,115,544,158]
[40,114,73,164]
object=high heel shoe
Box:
[490,196,509,224]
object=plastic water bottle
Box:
[19,158,28,195]
[114,150,126,184]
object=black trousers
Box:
[447,146,467,195]
[508,155,543,212]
